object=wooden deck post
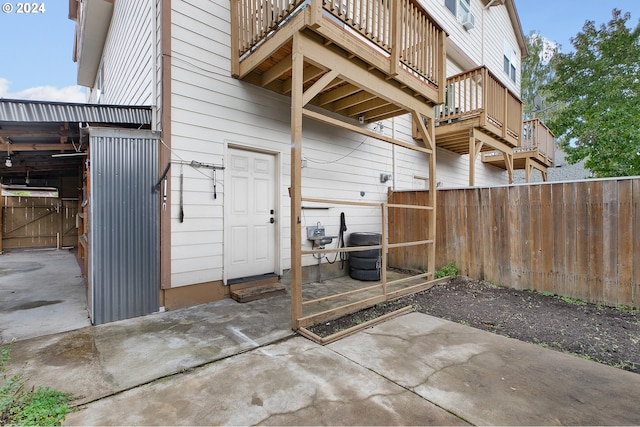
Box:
[427,116,437,277]
[290,34,304,330]
[309,0,323,29]
[230,0,240,78]
[389,0,401,77]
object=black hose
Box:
[325,212,348,267]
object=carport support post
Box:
[290,35,304,330]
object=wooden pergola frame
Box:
[288,32,440,331]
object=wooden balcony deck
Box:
[411,66,523,185]
[231,0,447,123]
[483,119,555,182]
[430,66,523,154]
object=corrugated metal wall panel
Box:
[89,127,159,324]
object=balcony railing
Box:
[435,66,522,145]
[521,118,555,163]
[233,0,446,91]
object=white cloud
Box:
[0,78,86,103]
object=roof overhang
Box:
[0,99,152,179]
[70,0,114,87]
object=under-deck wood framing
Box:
[231,0,445,329]
[483,118,555,182]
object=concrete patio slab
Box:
[328,312,640,426]
[3,296,294,405]
[64,337,468,426]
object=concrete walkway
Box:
[58,312,640,426]
[0,249,90,342]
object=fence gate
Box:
[88,127,160,324]
[1,194,78,250]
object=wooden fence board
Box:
[633,180,640,308]
[539,184,553,293]
[480,188,494,282]
[529,185,542,290]
[563,182,578,297]
[388,177,640,308]
[588,181,604,304]
[574,182,590,302]
[616,179,633,307]
[602,180,619,305]
[508,185,522,287]
[551,183,566,296]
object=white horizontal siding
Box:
[419,0,483,66]
[168,0,511,288]
[483,3,521,94]
[98,0,154,105]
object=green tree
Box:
[521,32,558,121]
[546,9,640,178]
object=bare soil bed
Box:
[309,276,640,373]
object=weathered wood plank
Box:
[539,184,553,293]
[575,182,590,301]
[602,180,619,305]
[616,179,633,308]
[588,181,604,304]
[632,179,640,308]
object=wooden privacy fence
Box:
[388,178,640,309]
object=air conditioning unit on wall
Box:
[460,12,475,30]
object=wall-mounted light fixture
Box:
[380,173,392,183]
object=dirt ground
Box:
[309,276,640,373]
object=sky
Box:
[514,0,640,53]
[0,1,640,103]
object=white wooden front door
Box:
[227,148,277,279]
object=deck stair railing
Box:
[235,0,445,89]
[435,66,522,144]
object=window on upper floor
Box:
[503,41,517,83]
[446,0,473,28]
[445,0,457,15]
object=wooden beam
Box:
[332,91,378,112]
[302,108,432,155]
[290,34,304,330]
[316,83,362,106]
[345,98,393,117]
[412,111,434,151]
[302,69,339,106]
[282,64,326,95]
[0,143,77,152]
[260,54,292,87]
[299,34,433,115]
[505,152,514,184]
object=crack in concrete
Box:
[324,344,473,425]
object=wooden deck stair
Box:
[229,274,286,303]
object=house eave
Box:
[72,0,114,87]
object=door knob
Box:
[270,218,275,224]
